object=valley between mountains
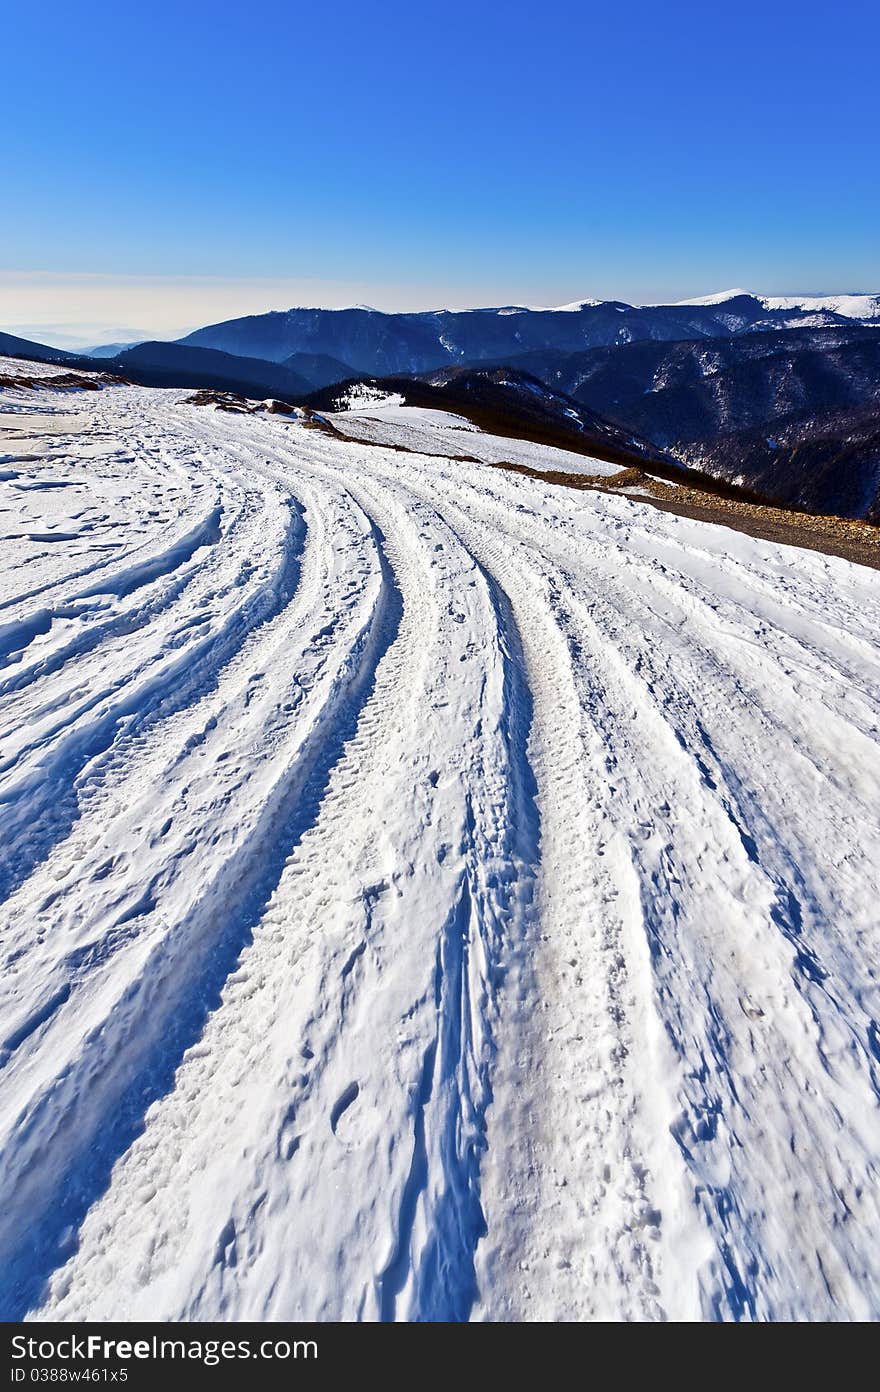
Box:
[1,367,880,1322]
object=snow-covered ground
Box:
[1,376,879,1323]
[330,399,627,477]
[0,356,110,385]
[0,356,72,380]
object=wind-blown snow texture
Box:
[1,372,880,1323]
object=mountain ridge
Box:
[5,299,880,523]
[178,293,880,375]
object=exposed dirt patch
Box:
[186,390,317,420]
[0,371,122,392]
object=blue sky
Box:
[4,0,879,344]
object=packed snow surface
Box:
[1,374,880,1323]
[0,356,89,381]
[329,402,626,477]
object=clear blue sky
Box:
[4,0,879,342]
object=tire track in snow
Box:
[282,433,880,1320]
[0,412,200,615]
[0,483,300,903]
[253,451,541,1322]
[30,443,539,1323]
[0,495,400,1317]
[0,466,354,1079]
[357,463,692,1320]
[416,463,880,1319]
[3,386,879,1322]
[545,567,880,1318]
[0,502,223,699]
[374,535,539,1323]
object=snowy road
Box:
[1,379,879,1321]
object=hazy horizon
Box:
[4,271,880,352]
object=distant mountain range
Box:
[0,330,74,364]
[0,333,315,399]
[84,341,143,358]
[502,323,880,444]
[179,292,880,378]
[677,404,880,523]
[3,290,880,523]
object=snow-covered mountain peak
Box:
[673,289,753,306]
[672,288,880,319]
[762,292,880,319]
[540,298,604,312]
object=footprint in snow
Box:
[329,1081,381,1148]
[330,1082,360,1137]
[739,994,764,1020]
